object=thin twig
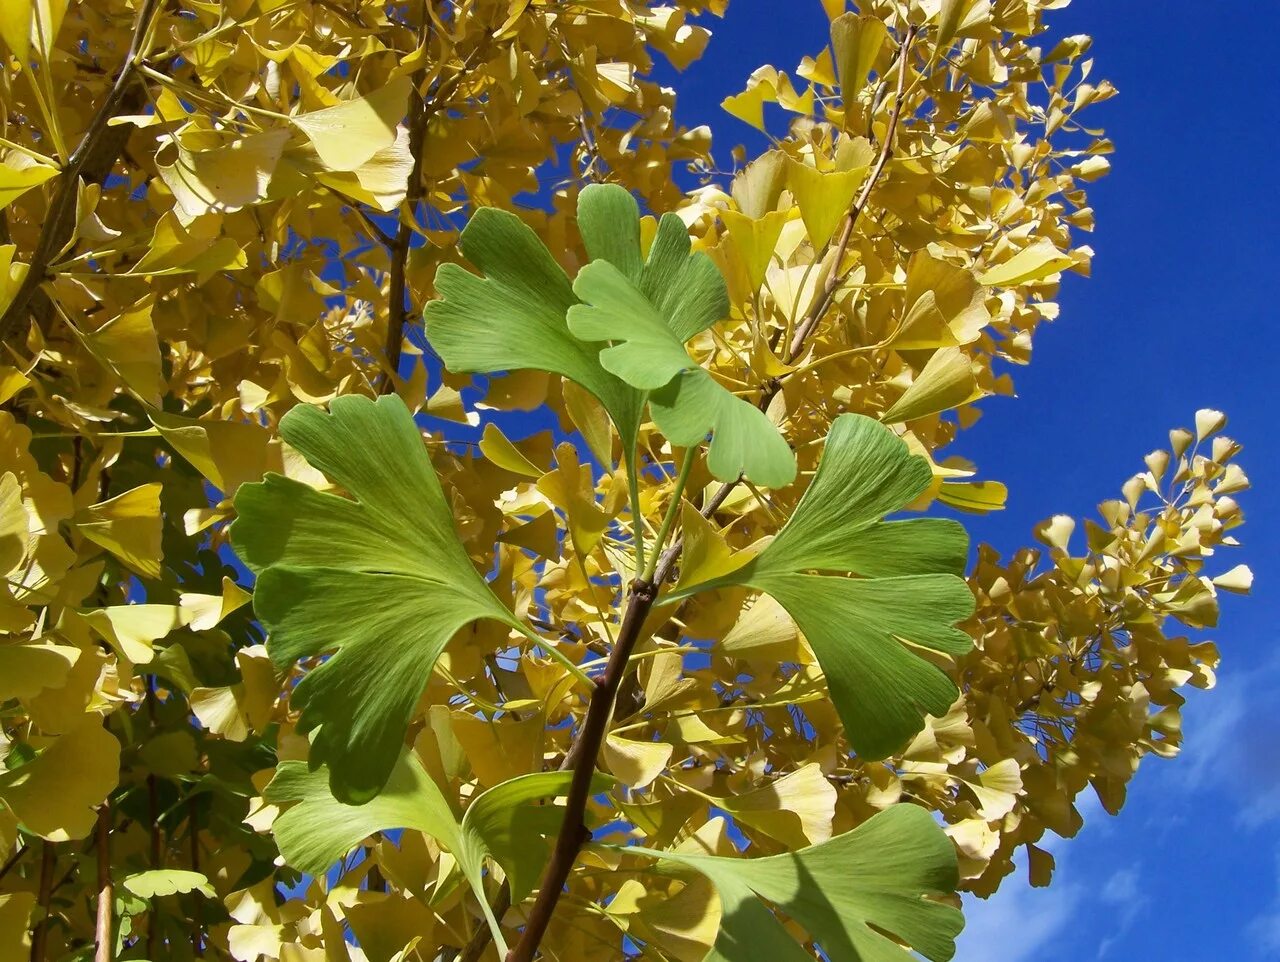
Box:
[787,24,918,361]
[29,842,54,962]
[94,804,113,962]
[0,0,163,343]
[145,684,162,960]
[379,2,433,396]
[0,842,28,883]
[189,797,204,956]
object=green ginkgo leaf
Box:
[569,256,795,488]
[121,870,215,900]
[424,203,645,460]
[668,414,973,759]
[629,804,963,962]
[266,750,610,956]
[231,395,528,805]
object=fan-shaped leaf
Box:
[231,395,526,804]
[630,804,963,962]
[669,415,972,759]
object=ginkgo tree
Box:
[0,1,1252,961]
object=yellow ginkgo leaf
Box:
[292,77,411,172]
[190,645,276,742]
[157,128,290,224]
[312,125,413,212]
[1212,563,1253,594]
[480,423,544,478]
[937,480,1008,513]
[82,297,165,406]
[0,0,34,60]
[979,238,1074,287]
[0,471,26,574]
[130,212,247,277]
[84,603,184,666]
[0,716,119,841]
[562,380,614,468]
[831,13,889,92]
[537,443,609,555]
[632,873,721,962]
[719,592,811,664]
[719,208,788,290]
[76,483,163,579]
[179,576,252,631]
[785,156,866,248]
[152,410,282,497]
[0,892,35,960]
[882,347,981,423]
[899,252,989,348]
[959,758,1023,820]
[603,733,673,790]
[0,640,79,700]
[717,763,837,849]
[0,155,59,212]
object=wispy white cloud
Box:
[1095,866,1145,958]
[1248,850,1280,953]
[953,874,1083,962]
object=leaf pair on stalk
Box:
[427,184,797,490]
[230,187,975,961]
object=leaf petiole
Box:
[640,448,696,583]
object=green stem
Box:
[629,464,646,576]
[640,449,695,583]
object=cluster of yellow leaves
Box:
[0,0,1251,960]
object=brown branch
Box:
[0,0,162,344]
[29,842,55,962]
[787,24,918,362]
[189,797,204,957]
[506,577,665,962]
[379,47,431,396]
[0,842,28,883]
[94,804,113,962]
[379,19,494,394]
[145,685,162,960]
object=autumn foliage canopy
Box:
[0,1,1252,961]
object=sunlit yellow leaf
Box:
[719,207,787,289]
[292,77,411,172]
[604,734,673,790]
[0,0,33,61]
[0,717,119,841]
[84,603,183,666]
[979,238,1074,287]
[831,13,889,92]
[0,892,35,960]
[785,156,865,247]
[76,483,163,579]
[480,423,543,478]
[158,128,290,223]
[152,411,281,496]
[0,154,59,212]
[882,348,981,423]
[937,480,1007,513]
[0,640,79,700]
[82,297,166,406]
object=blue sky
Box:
[660,2,1278,959]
